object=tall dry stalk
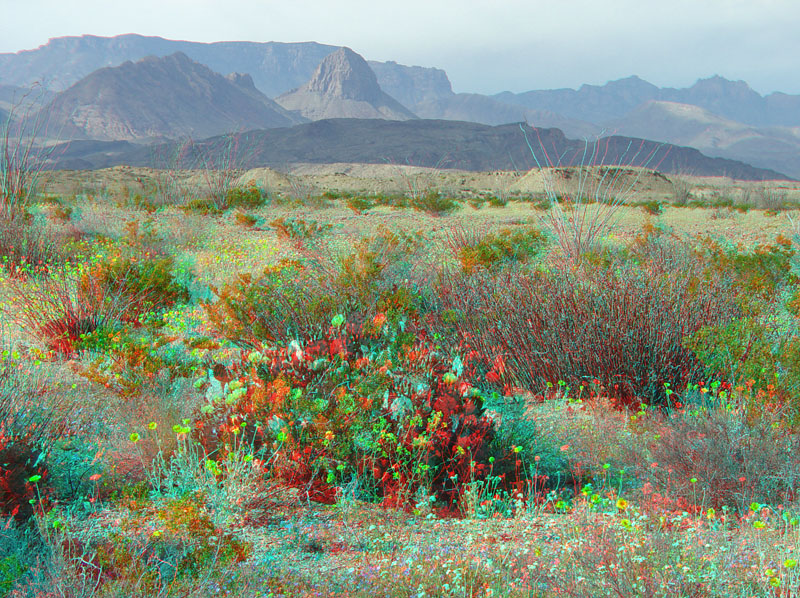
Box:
[0,85,51,221]
[520,124,666,262]
[190,132,244,210]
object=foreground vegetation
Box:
[3,162,800,597]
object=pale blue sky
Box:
[2,0,798,95]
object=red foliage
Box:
[0,435,48,522]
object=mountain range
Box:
[1,34,799,179]
[37,119,787,182]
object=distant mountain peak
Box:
[276,47,417,121]
[304,47,383,101]
[226,71,256,90]
[689,75,760,96]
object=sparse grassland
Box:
[3,165,800,597]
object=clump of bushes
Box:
[183,184,267,214]
[2,245,189,356]
[429,243,742,407]
[269,217,333,242]
[410,191,459,216]
[194,313,496,509]
[452,226,549,273]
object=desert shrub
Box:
[205,228,430,348]
[482,394,584,503]
[637,199,663,215]
[193,315,496,510]
[641,393,800,511]
[756,185,789,211]
[410,191,459,216]
[0,216,64,277]
[89,251,190,322]
[428,256,742,407]
[2,249,188,355]
[346,196,374,214]
[696,234,796,303]
[669,176,692,206]
[371,193,409,209]
[0,348,67,522]
[449,226,549,273]
[269,216,333,242]
[487,195,508,208]
[686,318,791,390]
[224,184,266,210]
[28,490,251,594]
[233,211,258,228]
[183,197,220,215]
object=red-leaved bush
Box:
[193,315,496,509]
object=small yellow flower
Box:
[753,520,766,529]
[130,433,141,443]
[616,498,628,511]
[324,430,335,441]
[769,577,781,588]
[784,559,797,569]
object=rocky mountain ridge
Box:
[275,48,417,121]
[36,52,305,141]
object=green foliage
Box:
[696,234,796,303]
[0,554,26,597]
[194,316,496,509]
[457,227,548,273]
[204,228,428,348]
[637,200,663,215]
[224,185,267,210]
[90,251,190,322]
[410,191,459,216]
[233,211,258,228]
[346,196,374,214]
[269,217,333,241]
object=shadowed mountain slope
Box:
[39,118,791,180]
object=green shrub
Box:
[204,228,428,348]
[346,196,374,214]
[269,217,332,241]
[410,191,459,216]
[90,251,190,323]
[456,227,549,273]
[225,185,266,210]
[183,197,220,215]
[637,200,663,215]
[233,211,258,228]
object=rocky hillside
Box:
[35,52,306,141]
[275,48,417,121]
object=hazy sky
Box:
[2,0,799,95]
